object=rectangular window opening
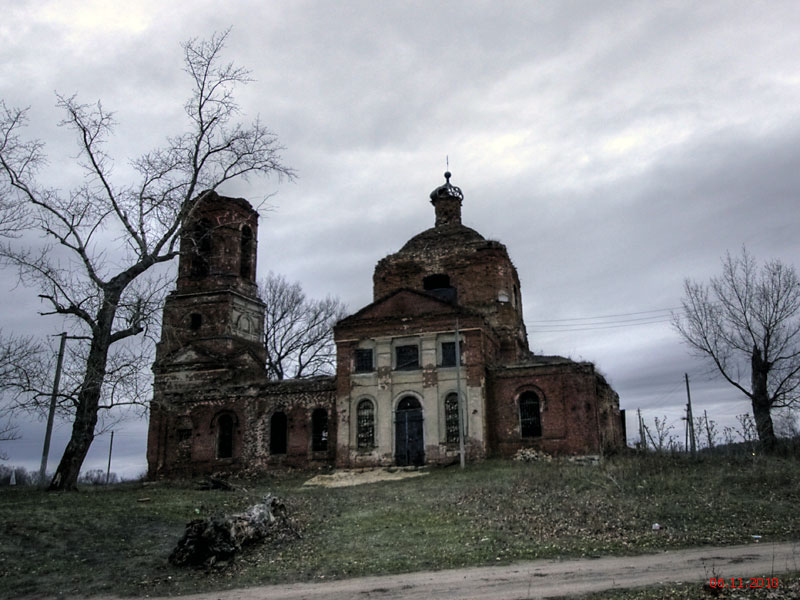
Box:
[395,345,419,370]
[441,342,457,367]
[354,348,374,373]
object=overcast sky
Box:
[2,1,799,478]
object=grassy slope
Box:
[0,454,798,598]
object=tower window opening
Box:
[423,274,450,290]
[189,313,202,330]
[190,218,212,278]
[423,273,456,302]
[240,225,253,279]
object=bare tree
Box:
[673,248,800,452]
[643,415,677,452]
[260,272,347,380]
[0,31,294,490]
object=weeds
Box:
[0,455,797,598]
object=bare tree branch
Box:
[0,31,294,490]
[260,272,347,380]
[673,247,800,451]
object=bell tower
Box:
[155,190,266,369]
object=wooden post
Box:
[685,373,696,456]
[638,408,646,451]
[39,332,67,488]
[105,430,114,485]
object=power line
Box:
[527,306,683,324]
[529,318,675,333]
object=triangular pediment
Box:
[340,288,459,323]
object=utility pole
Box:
[105,431,114,485]
[685,373,696,456]
[39,332,67,487]
[637,408,646,451]
[455,318,465,469]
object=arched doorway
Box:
[395,396,424,466]
[270,412,288,455]
[216,413,234,459]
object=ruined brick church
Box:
[147,174,624,477]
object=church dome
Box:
[399,222,485,253]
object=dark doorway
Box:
[311,408,328,452]
[395,396,424,466]
[270,412,288,454]
[519,391,542,438]
[216,414,234,459]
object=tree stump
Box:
[169,494,294,567]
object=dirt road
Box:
[146,541,798,600]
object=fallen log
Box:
[169,494,296,567]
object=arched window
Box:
[240,225,253,279]
[216,414,234,459]
[270,411,288,455]
[312,408,328,452]
[519,391,542,438]
[357,399,375,449]
[445,393,460,444]
[190,218,212,278]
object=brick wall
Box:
[488,360,620,457]
[147,377,336,478]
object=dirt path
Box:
[144,541,799,600]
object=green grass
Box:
[0,454,798,598]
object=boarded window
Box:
[357,399,375,449]
[354,348,374,373]
[445,393,460,444]
[395,345,419,370]
[270,412,288,454]
[312,408,328,452]
[217,414,234,459]
[519,392,542,438]
[240,225,253,278]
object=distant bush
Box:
[0,465,34,486]
[78,469,119,486]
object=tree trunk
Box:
[751,345,777,452]
[49,295,117,491]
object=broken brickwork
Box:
[148,176,624,479]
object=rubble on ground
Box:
[513,449,601,465]
[513,448,553,462]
